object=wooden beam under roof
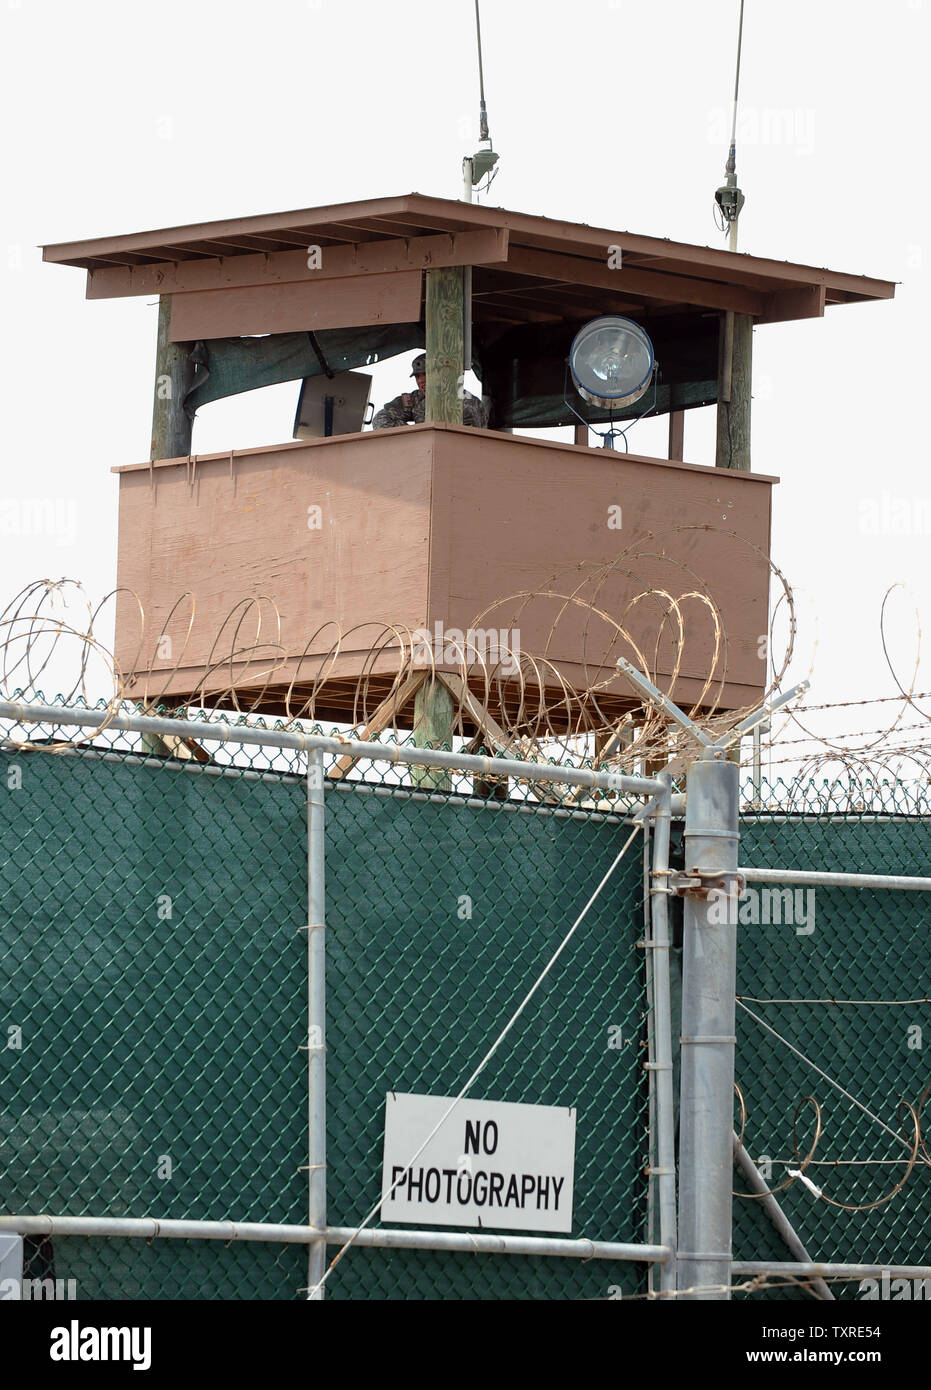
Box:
[501,277,649,312]
[286,221,387,244]
[473,280,647,320]
[472,302,562,324]
[243,230,330,248]
[475,290,600,320]
[758,284,826,323]
[597,243,893,300]
[158,242,243,259]
[619,250,778,291]
[75,251,173,268]
[505,256,822,322]
[503,246,766,317]
[42,195,419,267]
[361,208,477,237]
[473,264,644,301]
[86,228,509,299]
[332,216,447,237]
[404,195,895,299]
[192,233,317,253]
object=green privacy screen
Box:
[0,746,648,1301]
[324,780,648,1300]
[732,807,931,1301]
[0,747,308,1300]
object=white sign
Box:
[382,1092,576,1233]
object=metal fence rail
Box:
[0,1215,668,1263]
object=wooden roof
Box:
[42,192,895,329]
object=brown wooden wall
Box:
[113,426,775,721]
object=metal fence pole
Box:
[647,773,678,1296]
[306,748,327,1299]
[677,750,740,1300]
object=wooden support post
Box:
[412,677,455,792]
[417,266,462,773]
[425,267,464,425]
[143,296,195,759]
[574,423,588,446]
[151,295,194,462]
[442,672,512,800]
[328,673,427,780]
[593,721,634,768]
[594,730,613,766]
[715,312,752,471]
[667,410,685,461]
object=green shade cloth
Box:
[185,325,425,413]
[479,313,719,429]
[184,314,719,430]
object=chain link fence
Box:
[729,780,931,1300]
[1,727,307,1299]
[1,701,650,1300]
[2,702,929,1300]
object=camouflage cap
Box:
[410,354,427,376]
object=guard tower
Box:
[42,194,894,750]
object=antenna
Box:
[463,0,499,204]
[475,0,489,142]
[714,0,746,250]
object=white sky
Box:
[1,0,928,757]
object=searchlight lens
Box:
[569,316,655,409]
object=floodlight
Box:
[469,148,499,183]
[569,316,655,410]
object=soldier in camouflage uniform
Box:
[371,354,488,429]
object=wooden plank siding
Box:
[113,426,775,725]
[167,269,424,339]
